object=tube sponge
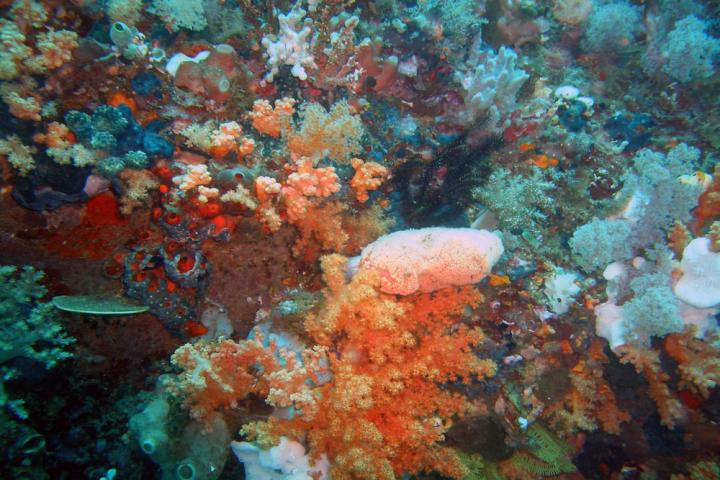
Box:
[357,227,504,295]
[128,398,170,458]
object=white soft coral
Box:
[262,5,317,83]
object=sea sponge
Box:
[674,237,720,308]
[357,228,504,295]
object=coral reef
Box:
[0,0,719,478]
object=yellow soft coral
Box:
[287,101,365,163]
[0,135,37,175]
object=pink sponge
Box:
[358,227,504,295]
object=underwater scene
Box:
[2,0,720,478]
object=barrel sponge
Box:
[358,227,504,295]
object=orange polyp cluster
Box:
[249,97,296,138]
[33,122,74,148]
[107,91,137,115]
[196,201,222,218]
[530,153,558,169]
[350,158,389,203]
[183,320,209,337]
[163,211,182,225]
[209,121,255,160]
[694,168,720,233]
[45,192,129,260]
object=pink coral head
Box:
[358,227,504,295]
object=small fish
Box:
[183,320,208,337]
[678,171,713,190]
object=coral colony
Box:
[1,0,720,479]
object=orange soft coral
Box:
[276,158,345,258]
[33,121,73,149]
[209,121,255,159]
[665,330,720,399]
[1,85,41,121]
[285,256,496,479]
[282,157,341,223]
[546,339,630,435]
[694,166,720,234]
[619,345,686,428]
[166,254,496,479]
[25,29,78,72]
[248,97,295,138]
[166,330,327,422]
[350,158,389,203]
[254,176,283,232]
